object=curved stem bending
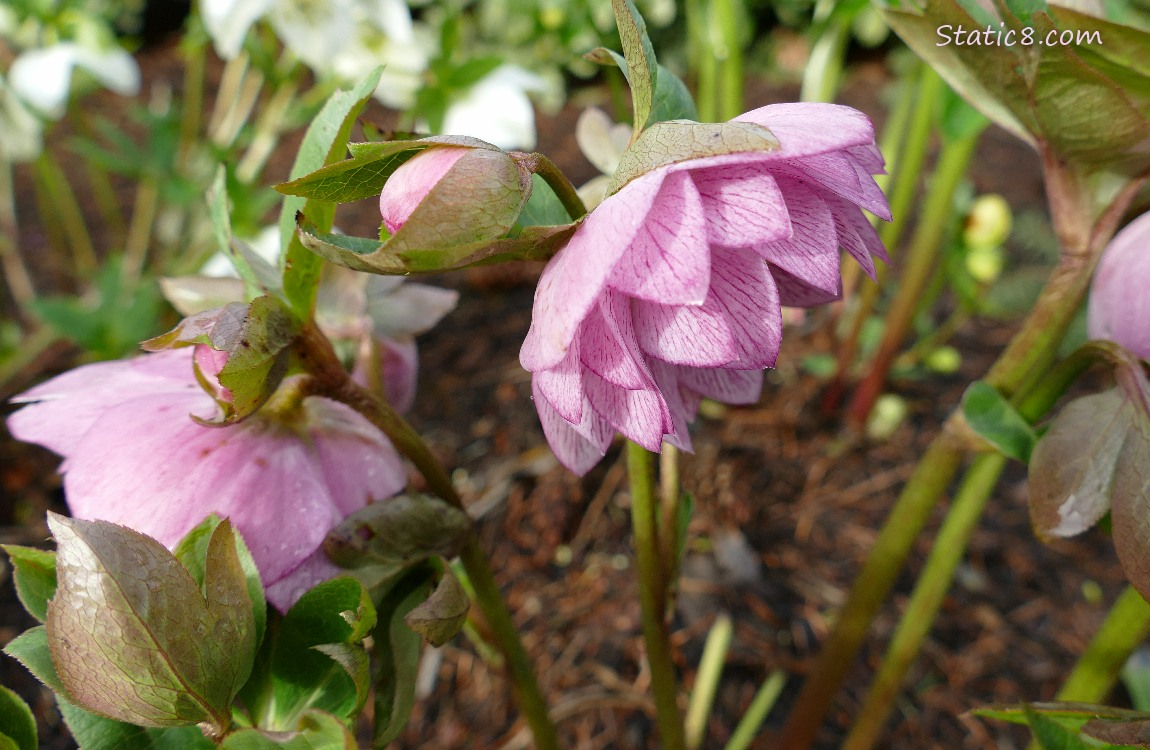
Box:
[297,324,561,750]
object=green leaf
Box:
[4,626,64,694]
[208,169,281,298]
[648,64,698,125]
[45,514,256,732]
[975,701,1146,725]
[607,120,780,195]
[884,2,1150,184]
[0,686,36,750]
[173,515,267,652]
[517,174,570,228]
[404,566,470,647]
[280,68,382,318]
[276,145,421,203]
[609,0,658,130]
[372,569,434,747]
[241,578,376,726]
[961,380,1037,462]
[221,710,356,749]
[1029,388,1130,539]
[57,700,216,750]
[323,495,472,586]
[1024,704,1094,750]
[1,545,56,623]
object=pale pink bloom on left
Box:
[7,347,407,611]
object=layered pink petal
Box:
[710,247,783,369]
[733,103,877,161]
[678,366,763,404]
[633,295,739,367]
[520,171,664,370]
[536,339,585,423]
[777,151,891,221]
[577,292,653,390]
[769,264,842,307]
[607,170,710,305]
[532,380,612,475]
[691,164,791,247]
[754,177,840,296]
[584,370,669,451]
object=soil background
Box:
[0,34,1138,750]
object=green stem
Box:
[298,325,561,750]
[801,0,850,103]
[777,435,965,749]
[34,150,98,275]
[826,65,941,411]
[122,174,159,286]
[0,159,35,313]
[685,613,732,750]
[526,154,588,221]
[846,125,983,427]
[627,440,686,750]
[1054,586,1150,703]
[659,444,682,589]
[713,0,744,120]
[691,0,719,122]
[724,670,786,750]
[843,452,1007,750]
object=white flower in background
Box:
[200,0,429,109]
[9,42,139,119]
[0,74,43,162]
[433,66,549,150]
[572,106,632,210]
[199,225,281,278]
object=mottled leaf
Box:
[404,567,469,647]
[372,570,433,748]
[173,515,266,650]
[140,302,248,352]
[0,685,35,750]
[885,1,1150,183]
[962,380,1037,462]
[608,120,780,195]
[1028,389,1130,539]
[279,68,382,318]
[45,514,256,732]
[2,545,56,623]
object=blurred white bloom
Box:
[9,42,139,119]
[0,74,43,162]
[200,225,281,278]
[200,0,429,110]
[437,66,549,150]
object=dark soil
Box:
[0,39,1134,750]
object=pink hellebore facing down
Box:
[520,103,891,473]
[7,348,407,611]
[1087,210,1150,360]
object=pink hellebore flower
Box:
[7,347,407,611]
[1087,211,1150,360]
[520,103,891,473]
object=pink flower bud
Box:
[1088,211,1150,359]
[379,146,470,235]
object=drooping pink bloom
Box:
[7,347,407,610]
[520,103,890,473]
[1087,211,1150,360]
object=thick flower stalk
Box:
[7,347,407,611]
[1087,210,1150,359]
[520,103,891,473]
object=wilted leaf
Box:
[404,567,470,647]
[0,685,35,750]
[1,546,56,623]
[141,302,247,352]
[279,68,382,318]
[45,514,256,732]
[608,120,780,195]
[324,495,471,585]
[1028,389,1130,538]
[1082,717,1150,745]
[962,380,1038,462]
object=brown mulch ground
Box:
[0,37,1135,750]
